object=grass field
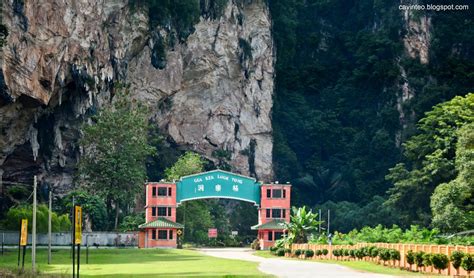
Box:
[0,248,269,277]
[254,251,438,277]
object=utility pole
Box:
[318,209,321,234]
[327,209,330,235]
[48,190,52,264]
[32,175,37,272]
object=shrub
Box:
[370,247,379,258]
[305,249,314,258]
[332,249,340,257]
[389,249,400,261]
[250,239,260,250]
[450,250,465,272]
[355,248,365,259]
[269,246,277,253]
[285,248,292,254]
[315,250,322,256]
[431,254,449,273]
[349,249,356,258]
[462,254,474,275]
[322,249,329,255]
[277,248,285,256]
[343,249,350,256]
[422,253,433,267]
[294,249,302,256]
[379,248,391,263]
[406,250,415,269]
[414,251,425,268]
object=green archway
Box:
[176,170,261,206]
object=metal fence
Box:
[1,231,138,247]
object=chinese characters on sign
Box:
[20,219,28,246]
[74,206,82,244]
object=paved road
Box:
[199,248,398,278]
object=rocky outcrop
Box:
[402,10,431,65]
[0,0,274,195]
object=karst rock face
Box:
[0,0,274,192]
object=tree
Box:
[2,205,70,232]
[285,206,322,243]
[431,123,474,232]
[78,83,155,230]
[387,93,474,226]
[61,190,108,231]
[431,254,449,274]
[450,251,465,275]
[462,254,474,276]
[164,152,206,181]
[406,250,415,270]
[166,152,209,243]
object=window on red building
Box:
[283,209,286,218]
[272,209,281,218]
[275,232,283,240]
[266,189,271,198]
[266,209,271,218]
[157,187,167,196]
[268,231,273,241]
[158,230,168,240]
[152,187,157,197]
[168,207,172,216]
[283,189,286,198]
[152,207,157,217]
[157,207,167,216]
[151,230,156,240]
[168,187,172,196]
[272,189,282,198]
[169,230,173,240]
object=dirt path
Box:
[199,248,399,278]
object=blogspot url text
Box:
[399,4,469,11]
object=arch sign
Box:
[177,170,261,206]
[138,169,291,250]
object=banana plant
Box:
[285,206,323,243]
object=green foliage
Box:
[270,0,474,232]
[461,254,474,274]
[422,253,432,267]
[165,152,206,181]
[304,249,314,258]
[250,239,260,250]
[387,94,474,227]
[450,251,465,270]
[60,190,108,231]
[431,254,449,272]
[414,251,425,268]
[294,249,302,256]
[119,212,145,232]
[406,250,415,267]
[78,84,155,229]
[277,248,285,256]
[431,123,474,232]
[378,248,391,262]
[316,196,400,232]
[2,204,71,232]
[389,249,400,261]
[270,0,403,208]
[315,249,322,256]
[370,247,379,258]
[322,249,328,255]
[285,206,322,243]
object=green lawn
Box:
[254,251,441,277]
[0,248,270,277]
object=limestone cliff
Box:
[0,0,274,193]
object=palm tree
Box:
[285,206,322,243]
